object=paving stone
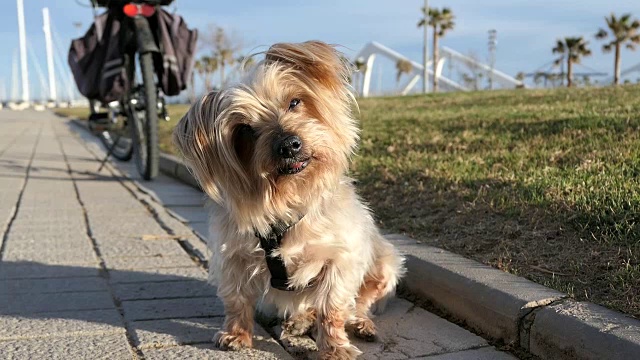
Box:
[2,245,98,265]
[180,234,211,262]
[141,183,204,204]
[154,193,206,207]
[117,181,211,263]
[113,280,216,301]
[2,237,91,251]
[414,347,517,359]
[0,277,108,294]
[9,215,85,226]
[82,203,154,216]
[0,333,133,360]
[352,298,487,359]
[167,205,210,223]
[0,261,100,279]
[190,221,210,238]
[0,291,115,314]
[122,296,225,321]
[109,266,206,284]
[6,226,86,237]
[142,325,292,360]
[94,237,186,258]
[0,309,124,341]
[89,220,167,238]
[81,199,151,213]
[103,254,196,270]
[130,316,224,348]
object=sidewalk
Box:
[0,110,517,359]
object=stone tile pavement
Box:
[0,110,518,359]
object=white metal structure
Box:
[43,8,57,102]
[16,0,29,103]
[443,47,524,89]
[11,50,19,101]
[354,41,525,97]
[603,62,640,85]
[27,43,50,100]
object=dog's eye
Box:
[288,98,301,110]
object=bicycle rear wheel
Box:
[131,52,159,180]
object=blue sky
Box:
[3,0,640,100]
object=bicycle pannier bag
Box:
[155,9,198,96]
[68,12,129,103]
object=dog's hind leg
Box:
[348,239,405,341]
[347,271,385,342]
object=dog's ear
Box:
[265,41,351,92]
[173,91,223,201]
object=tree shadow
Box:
[0,260,285,357]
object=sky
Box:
[3,0,640,100]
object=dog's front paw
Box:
[349,317,377,342]
[282,310,317,337]
[318,344,362,360]
[214,330,252,351]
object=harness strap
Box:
[254,217,304,291]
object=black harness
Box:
[254,217,304,291]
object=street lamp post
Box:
[488,29,497,90]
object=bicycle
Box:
[87,0,174,180]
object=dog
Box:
[173,41,405,359]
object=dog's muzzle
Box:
[274,133,310,175]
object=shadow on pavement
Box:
[0,260,283,356]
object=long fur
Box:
[174,41,405,359]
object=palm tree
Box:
[595,13,640,85]
[418,7,455,92]
[237,55,255,70]
[552,37,592,87]
[193,59,206,91]
[202,25,244,88]
[395,59,413,88]
[194,56,218,91]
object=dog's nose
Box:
[274,135,302,159]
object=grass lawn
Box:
[56,85,640,318]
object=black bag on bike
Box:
[69,6,196,102]
[155,9,198,96]
[68,12,129,104]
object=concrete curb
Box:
[158,152,201,190]
[386,234,640,360]
[66,116,640,360]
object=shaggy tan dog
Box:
[174,41,405,359]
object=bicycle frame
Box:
[92,1,168,180]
